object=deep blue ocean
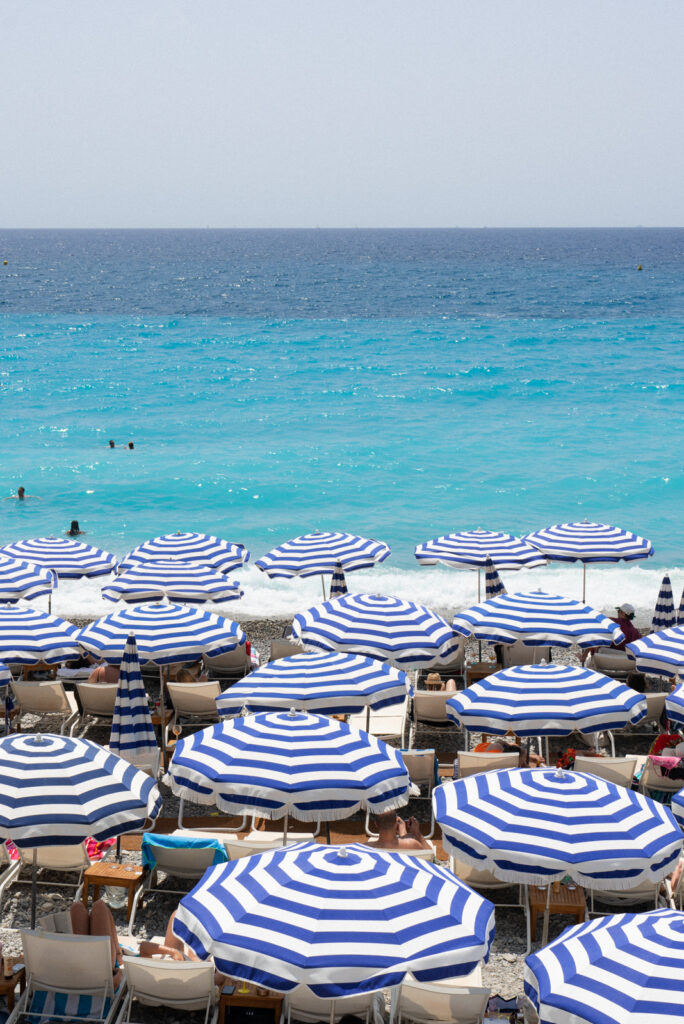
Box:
[0,228,682,619]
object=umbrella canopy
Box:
[433,768,682,888]
[446,663,647,737]
[0,732,161,845]
[292,593,462,669]
[525,909,684,1024]
[174,842,495,996]
[119,533,249,574]
[102,560,243,605]
[415,529,546,571]
[484,555,506,599]
[329,562,348,598]
[652,573,676,631]
[452,591,624,650]
[164,711,410,821]
[0,605,80,664]
[0,554,55,604]
[77,601,246,665]
[671,791,684,830]
[215,652,407,717]
[0,537,117,579]
[665,682,684,728]
[109,635,157,758]
[255,531,390,579]
[626,626,684,678]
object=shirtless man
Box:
[369,811,430,849]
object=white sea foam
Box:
[35,562,684,627]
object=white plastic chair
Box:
[588,646,636,678]
[573,755,636,788]
[222,831,317,858]
[75,683,119,733]
[450,856,531,952]
[128,840,220,935]
[391,965,490,1024]
[500,641,551,668]
[119,956,219,1024]
[409,692,458,747]
[165,681,222,747]
[8,931,125,1024]
[268,639,304,662]
[11,844,95,905]
[455,751,520,778]
[10,679,79,735]
[285,984,378,1024]
[348,698,408,746]
[203,646,251,681]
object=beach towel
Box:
[26,985,120,1024]
[140,833,227,871]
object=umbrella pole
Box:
[582,564,586,603]
[116,836,121,862]
[31,848,37,929]
[282,813,289,846]
[477,570,483,662]
[321,576,327,600]
[329,1001,336,1024]
[159,666,167,771]
[541,882,552,946]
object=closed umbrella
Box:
[484,556,507,600]
[652,573,676,631]
[174,842,495,995]
[109,635,157,759]
[452,591,624,652]
[626,626,684,678]
[678,588,684,625]
[329,562,348,598]
[256,531,390,597]
[0,732,161,925]
[0,605,80,665]
[119,532,249,574]
[0,554,55,604]
[525,909,684,1024]
[164,710,411,836]
[102,560,243,605]
[524,520,654,601]
[292,593,462,669]
[215,652,407,717]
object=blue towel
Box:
[27,985,119,1024]
[141,832,228,870]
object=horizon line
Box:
[1,225,683,232]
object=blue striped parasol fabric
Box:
[119,533,249,574]
[109,635,157,757]
[652,573,676,631]
[102,560,243,605]
[671,791,684,830]
[173,842,495,996]
[329,561,348,598]
[484,555,506,599]
[164,711,410,821]
[452,591,624,649]
[0,732,161,846]
[679,588,684,625]
[0,605,80,664]
[415,529,546,570]
[0,537,117,579]
[446,663,647,736]
[215,652,407,717]
[433,769,682,888]
[524,521,654,563]
[626,626,684,678]
[0,554,55,603]
[255,532,390,579]
[77,601,246,665]
[0,662,13,733]
[525,909,684,1024]
[292,593,462,668]
[664,681,684,727]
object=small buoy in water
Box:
[637,264,643,271]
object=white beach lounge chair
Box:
[128,836,221,935]
[587,646,636,679]
[75,683,119,734]
[164,680,222,747]
[391,965,490,1024]
[4,843,96,909]
[455,751,520,778]
[450,856,531,952]
[10,679,79,735]
[119,956,219,1024]
[500,641,551,668]
[347,697,409,746]
[7,931,125,1024]
[203,646,252,681]
[285,985,379,1024]
[409,692,459,747]
[0,842,22,911]
[573,755,637,788]
[589,876,673,914]
[268,639,304,662]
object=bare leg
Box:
[445,678,457,692]
[89,899,123,982]
[164,911,186,954]
[70,901,90,935]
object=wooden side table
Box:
[466,662,501,685]
[0,959,26,1012]
[219,982,283,1024]
[528,883,586,941]
[82,862,147,921]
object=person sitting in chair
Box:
[368,811,430,849]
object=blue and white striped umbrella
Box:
[652,573,677,631]
[679,588,684,625]
[120,533,249,574]
[671,791,684,830]
[446,664,647,736]
[626,626,684,678]
[216,652,407,717]
[292,593,462,669]
[434,768,682,888]
[109,635,157,758]
[667,684,684,728]
[0,605,80,664]
[0,732,161,846]
[174,842,495,996]
[452,591,624,649]
[0,537,117,579]
[102,560,243,605]
[484,555,506,599]
[415,529,546,571]
[164,711,410,821]
[0,554,55,604]
[77,601,246,665]
[329,562,348,598]
[0,662,13,733]
[256,532,390,579]
[525,909,684,1024]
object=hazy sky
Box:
[2,0,683,228]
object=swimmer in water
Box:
[127,441,135,449]
[66,520,85,537]
[108,439,116,448]
[4,487,41,501]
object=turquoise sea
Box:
[0,229,682,620]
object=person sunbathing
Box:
[368,811,430,849]
[88,661,120,685]
[473,738,544,767]
[70,900,124,986]
[139,911,225,984]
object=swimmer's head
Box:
[17,487,25,498]
[128,441,135,449]
[108,440,115,448]
[68,520,81,536]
